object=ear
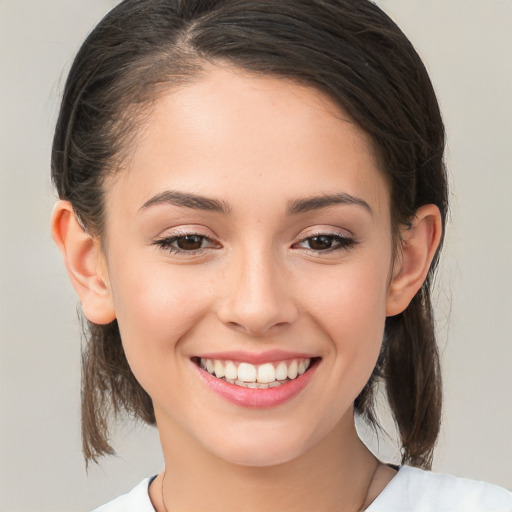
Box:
[51,200,116,324]
[386,204,443,316]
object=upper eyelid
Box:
[294,233,355,244]
[153,224,218,239]
[154,233,218,245]
[295,228,354,241]
[292,231,357,252]
[153,234,221,256]
[152,227,355,245]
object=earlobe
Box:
[386,204,442,316]
[51,200,116,324]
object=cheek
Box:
[306,260,389,335]
[107,262,212,376]
[298,256,390,381]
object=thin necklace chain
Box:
[161,469,169,512]
[161,460,381,512]
[358,459,381,512]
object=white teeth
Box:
[238,362,257,382]
[232,380,284,389]
[200,357,313,387]
[224,361,238,380]
[275,361,288,381]
[287,360,298,379]
[213,360,225,378]
[257,363,276,383]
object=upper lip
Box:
[193,350,318,365]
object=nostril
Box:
[223,319,295,337]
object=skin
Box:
[52,64,442,511]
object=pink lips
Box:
[193,352,319,408]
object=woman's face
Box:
[101,65,396,466]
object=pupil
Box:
[178,235,203,250]
[309,236,332,250]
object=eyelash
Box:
[293,232,357,253]
[153,234,219,254]
[153,232,356,255]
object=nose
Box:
[216,248,299,336]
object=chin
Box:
[201,422,321,468]
[213,443,303,468]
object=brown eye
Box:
[176,235,205,251]
[154,233,219,254]
[294,233,356,253]
[306,235,335,251]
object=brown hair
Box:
[52,0,447,467]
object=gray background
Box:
[0,0,511,510]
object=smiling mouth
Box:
[193,357,319,389]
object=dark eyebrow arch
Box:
[287,193,372,216]
[140,190,231,214]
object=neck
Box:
[151,410,382,512]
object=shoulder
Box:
[367,465,512,512]
[91,477,156,512]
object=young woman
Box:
[51,0,511,510]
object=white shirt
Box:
[92,465,512,511]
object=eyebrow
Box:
[140,190,232,214]
[140,190,371,216]
[287,193,372,216]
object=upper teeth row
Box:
[200,358,311,384]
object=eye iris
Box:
[308,235,334,250]
[177,235,204,250]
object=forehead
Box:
[106,65,390,223]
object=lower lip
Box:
[195,361,318,408]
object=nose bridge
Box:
[217,242,297,335]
